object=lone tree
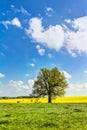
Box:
[32,67,68,103]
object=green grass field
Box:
[0,103,87,130]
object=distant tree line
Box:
[0,96,34,99]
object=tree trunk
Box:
[48,92,51,103]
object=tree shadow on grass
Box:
[0,120,9,125]
[43,122,58,127]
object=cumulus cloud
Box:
[8,80,28,91]
[8,79,34,94]
[0,73,5,78]
[26,16,87,56]
[28,79,34,89]
[62,70,72,80]
[36,45,45,56]
[65,16,87,54]
[1,17,22,29]
[26,17,65,51]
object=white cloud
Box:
[46,7,53,12]
[65,19,71,23]
[38,48,45,56]
[11,17,21,27]
[9,80,23,87]
[29,63,35,67]
[8,80,29,91]
[62,70,72,80]
[26,16,87,56]
[65,16,87,54]
[69,83,87,91]
[36,45,45,56]
[46,7,54,17]
[66,82,87,96]
[68,50,77,58]
[26,17,65,51]
[1,17,22,29]
[1,21,10,29]
[28,79,34,89]
[8,79,35,94]
[0,73,5,78]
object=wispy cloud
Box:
[2,12,5,16]
[11,5,30,16]
[45,7,54,17]
[25,73,30,77]
[29,63,35,67]
[0,73,5,78]
[69,83,87,91]
[66,82,87,96]
[0,52,5,57]
[11,5,15,8]
[20,6,30,16]
[62,70,72,80]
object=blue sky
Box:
[0,0,87,97]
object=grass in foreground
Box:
[0,103,87,130]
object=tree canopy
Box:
[32,67,68,103]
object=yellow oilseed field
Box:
[0,96,87,103]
